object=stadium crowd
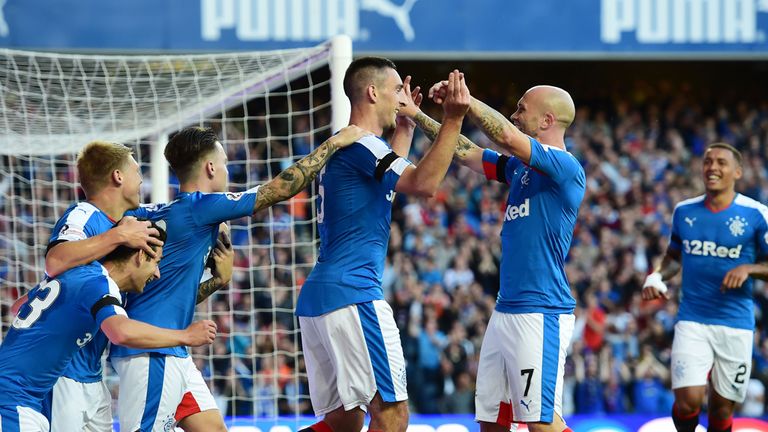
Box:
[3,77,768,419]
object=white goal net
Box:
[0,37,351,427]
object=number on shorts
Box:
[735,364,747,385]
[521,368,534,397]
[13,280,61,329]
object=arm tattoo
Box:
[414,112,481,160]
[472,101,509,142]
[254,140,338,212]
[196,278,221,304]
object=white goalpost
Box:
[0,36,352,426]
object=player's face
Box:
[130,247,163,293]
[211,142,229,193]
[121,156,143,209]
[377,68,405,132]
[510,90,542,137]
[702,147,741,194]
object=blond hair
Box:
[76,141,134,196]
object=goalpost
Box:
[0,36,352,426]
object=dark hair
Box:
[103,220,167,263]
[706,142,743,167]
[164,127,220,183]
[343,56,397,102]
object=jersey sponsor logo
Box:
[727,216,748,236]
[386,189,396,202]
[59,223,85,239]
[202,0,418,43]
[685,216,696,227]
[76,332,93,347]
[682,239,742,258]
[504,198,530,221]
[601,0,768,44]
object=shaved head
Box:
[526,85,575,129]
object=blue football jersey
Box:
[296,135,412,317]
[48,202,117,383]
[0,265,126,411]
[48,202,116,271]
[482,138,585,314]
[669,194,768,330]
[110,190,258,358]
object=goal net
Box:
[0,37,351,428]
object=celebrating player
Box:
[295,58,470,432]
[642,143,768,432]
[0,223,217,432]
[108,124,369,432]
[10,141,232,432]
[401,82,584,432]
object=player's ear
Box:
[542,112,556,129]
[111,169,123,186]
[367,84,377,102]
[206,160,216,178]
[734,164,743,180]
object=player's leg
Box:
[670,321,714,432]
[298,314,364,432]
[707,325,753,432]
[479,312,574,432]
[368,392,408,432]
[476,312,513,432]
[82,380,113,432]
[112,353,186,432]
[511,313,574,432]
[174,356,225,432]
[0,406,50,432]
[361,301,409,431]
[49,376,87,432]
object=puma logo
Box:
[360,0,418,41]
[685,217,696,227]
[520,399,532,412]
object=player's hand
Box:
[396,75,422,123]
[184,319,217,346]
[442,70,471,119]
[641,272,668,301]
[721,265,750,292]
[211,226,234,286]
[330,125,371,149]
[428,79,449,104]
[115,216,164,258]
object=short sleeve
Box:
[125,203,167,219]
[482,149,523,184]
[754,207,768,259]
[190,189,259,226]
[528,137,583,185]
[85,276,127,327]
[339,136,412,191]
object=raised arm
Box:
[398,78,484,174]
[430,81,531,163]
[386,75,421,158]
[101,315,217,348]
[252,125,369,213]
[46,217,162,277]
[394,70,470,198]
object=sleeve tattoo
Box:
[253,140,338,212]
[414,112,480,160]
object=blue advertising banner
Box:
[1,0,768,56]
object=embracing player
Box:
[109,125,368,432]
[0,223,217,432]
